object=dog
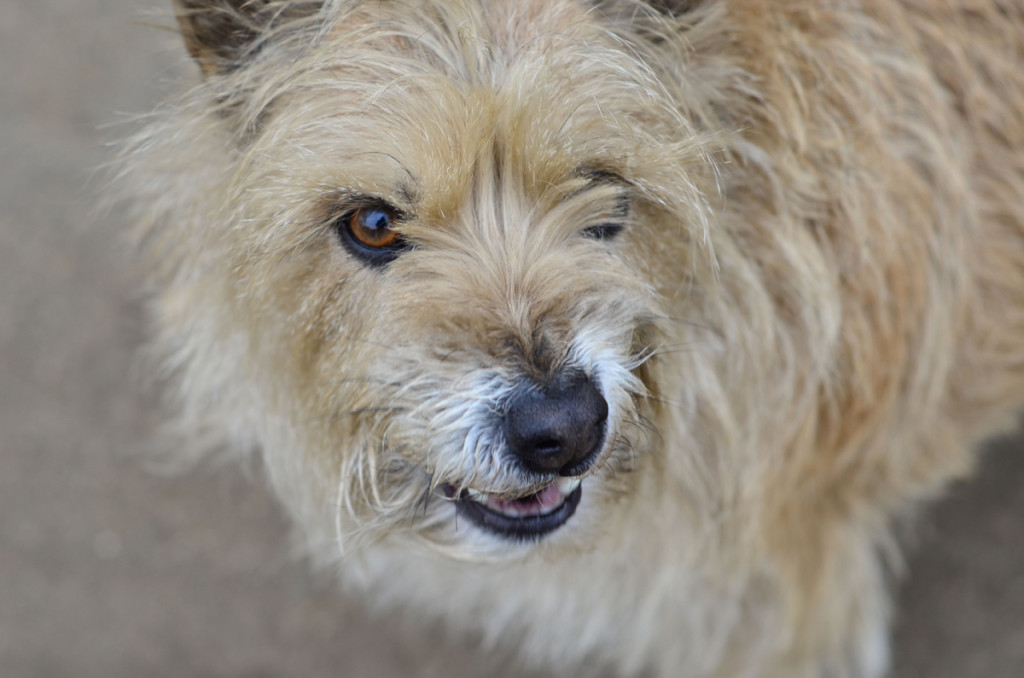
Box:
[115,1,1024,676]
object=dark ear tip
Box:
[173,1,257,76]
[647,0,703,14]
[172,0,322,77]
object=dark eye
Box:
[580,191,629,241]
[582,223,624,240]
[336,202,410,267]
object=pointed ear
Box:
[592,0,703,18]
[172,0,323,76]
[647,0,701,13]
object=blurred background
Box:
[1,2,1022,676]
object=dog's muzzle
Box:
[445,370,608,540]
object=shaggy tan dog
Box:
[116,1,1024,676]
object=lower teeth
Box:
[457,478,582,518]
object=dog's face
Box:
[126,3,1021,674]
[161,0,718,558]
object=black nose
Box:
[503,371,609,476]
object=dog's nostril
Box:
[534,439,562,456]
[503,372,609,476]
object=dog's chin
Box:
[443,477,583,541]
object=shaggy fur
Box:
[115,1,1024,676]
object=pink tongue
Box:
[486,483,563,517]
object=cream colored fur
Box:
[115,1,1024,676]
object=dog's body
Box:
[118,1,1024,676]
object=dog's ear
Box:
[591,0,703,18]
[173,0,323,76]
[646,0,702,14]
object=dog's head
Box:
[143,0,720,559]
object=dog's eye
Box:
[336,202,410,267]
[580,192,629,241]
[582,223,624,240]
[350,205,400,247]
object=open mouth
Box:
[444,477,583,540]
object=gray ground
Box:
[2,2,1022,677]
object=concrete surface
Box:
[1,2,1021,677]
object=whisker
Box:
[646,314,720,336]
[318,376,403,388]
[420,473,435,516]
[327,405,408,421]
[645,344,700,358]
[640,394,698,418]
[630,411,663,446]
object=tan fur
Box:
[114,1,1024,676]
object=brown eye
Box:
[349,205,400,248]
[336,201,411,267]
